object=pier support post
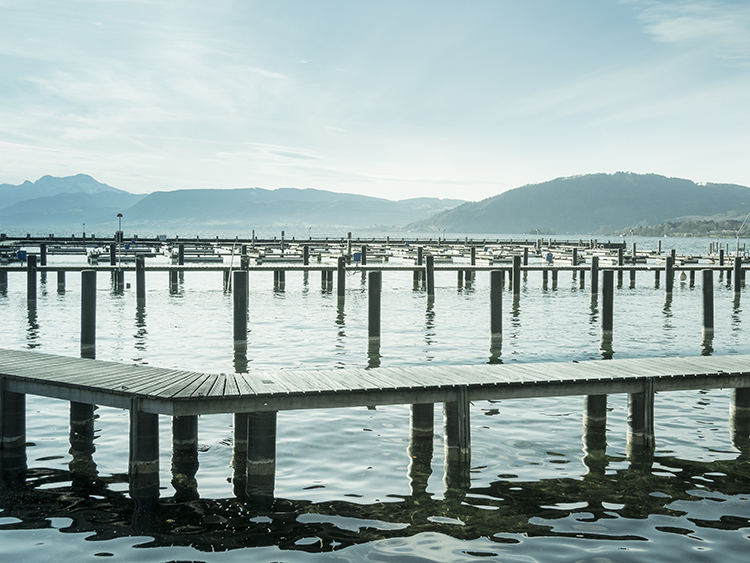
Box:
[590,256,599,296]
[56,270,66,293]
[172,415,199,501]
[702,269,714,341]
[425,255,435,298]
[0,379,26,486]
[303,245,309,266]
[337,256,346,303]
[361,245,368,266]
[233,271,248,348]
[27,254,37,304]
[246,411,277,509]
[490,270,503,362]
[409,403,434,497]
[523,246,529,266]
[665,256,674,295]
[178,244,185,268]
[81,270,97,359]
[69,401,97,483]
[582,395,607,474]
[457,270,464,288]
[601,270,614,358]
[368,271,382,367]
[629,267,636,288]
[129,397,160,499]
[730,388,750,453]
[232,413,249,498]
[617,248,624,287]
[135,256,146,304]
[734,257,742,298]
[444,386,470,492]
[627,378,655,459]
[512,255,521,297]
[0,270,6,293]
[579,268,585,289]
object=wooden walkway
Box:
[1,348,749,416]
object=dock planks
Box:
[1,348,749,417]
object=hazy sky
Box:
[2,0,749,201]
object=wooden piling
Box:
[444,386,470,491]
[665,256,675,294]
[57,270,66,293]
[80,270,96,359]
[129,397,160,499]
[0,379,26,480]
[109,243,116,266]
[617,248,624,287]
[361,245,367,266]
[590,256,599,296]
[69,401,96,482]
[233,271,248,347]
[0,270,7,293]
[172,415,199,500]
[337,256,346,302]
[303,245,309,266]
[627,378,656,456]
[490,270,503,357]
[232,413,249,497]
[583,395,607,453]
[730,388,750,452]
[409,403,434,496]
[39,243,47,266]
[27,254,37,304]
[178,244,185,267]
[135,256,146,303]
[702,269,714,339]
[601,270,614,341]
[523,247,529,266]
[246,411,277,506]
[629,267,636,288]
[426,255,435,297]
[368,271,382,351]
[579,268,585,289]
[512,255,521,296]
[734,257,742,296]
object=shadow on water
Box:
[3,450,750,555]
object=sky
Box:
[1,0,750,202]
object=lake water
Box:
[1,235,749,562]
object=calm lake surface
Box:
[1,235,749,562]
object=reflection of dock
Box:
[2,349,749,505]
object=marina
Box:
[0,234,749,561]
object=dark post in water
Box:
[81,270,97,359]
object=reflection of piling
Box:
[129,397,160,500]
[627,378,655,458]
[81,270,96,359]
[409,404,434,497]
[247,411,277,509]
[172,415,199,501]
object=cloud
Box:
[626,0,750,64]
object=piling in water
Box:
[627,378,656,458]
[512,255,521,296]
[57,270,66,293]
[0,382,26,481]
[233,271,248,347]
[172,415,199,501]
[136,256,146,303]
[426,255,435,298]
[601,270,614,341]
[590,256,599,296]
[490,270,503,359]
[246,411,277,508]
[337,256,346,302]
[129,397,160,499]
[368,270,382,353]
[27,254,37,304]
[702,269,714,339]
[80,270,96,359]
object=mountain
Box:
[406,173,750,235]
[0,175,463,235]
[0,174,145,234]
[121,188,464,231]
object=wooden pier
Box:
[2,348,749,504]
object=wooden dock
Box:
[2,348,750,504]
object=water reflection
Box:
[335,301,346,366]
[423,299,436,362]
[26,303,40,348]
[6,451,750,555]
[133,304,148,358]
